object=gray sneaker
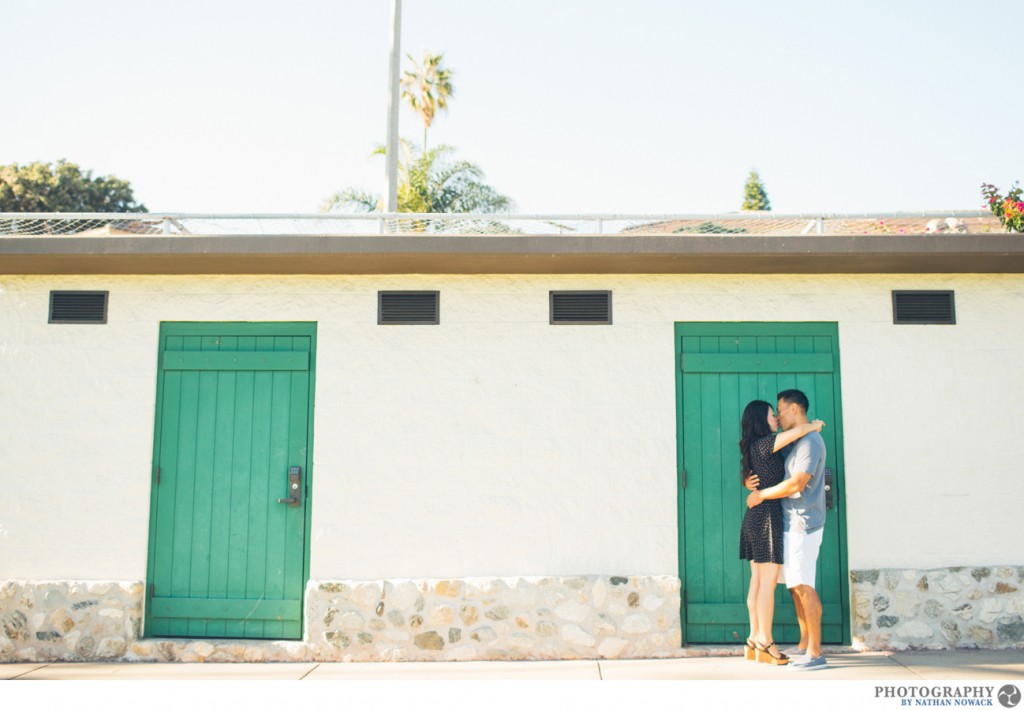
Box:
[788,653,827,671]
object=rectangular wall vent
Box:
[49,291,109,324]
[550,291,612,324]
[378,291,440,325]
[892,290,955,325]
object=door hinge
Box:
[155,466,161,485]
[683,589,688,607]
[681,469,687,488]
[679,352,685,371]
[149,583,154,599]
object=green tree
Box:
[0,160,146,212]
[741,169,771,211]
[400,52,454,153]
[321,141,512,215]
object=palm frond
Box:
[321,139,512,216]
[319,188,380,213]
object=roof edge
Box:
[2,234,1022,275]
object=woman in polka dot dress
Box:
[738,399,824,664]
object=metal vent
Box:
[550,291,612,324]
[892,290,955,325]
[49,291,108,324]
[378,291,440,325]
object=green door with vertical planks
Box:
[145,323,316,640]
[675,323,850,645]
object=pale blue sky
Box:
[3,0,1020,213]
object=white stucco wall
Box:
[1,273,1021,581]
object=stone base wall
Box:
[851,567,1024,650]
[8,569,1024,662]
[307,575,681,661]
[1,576,680,662]
[0,580,143,662]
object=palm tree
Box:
[320,141,513,221]
[400,52,454,153]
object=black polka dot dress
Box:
[739,433,785,565]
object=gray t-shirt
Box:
[781,431,827,533]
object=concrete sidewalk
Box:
[3,650,1023,680]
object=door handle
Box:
[277,466,303,507]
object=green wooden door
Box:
[145,323,316,640]
[675,322,850,645]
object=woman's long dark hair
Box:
[739,400,774,483]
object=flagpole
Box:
[383,0,402,214]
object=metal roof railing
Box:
[0,211,1003,238]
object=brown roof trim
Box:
[1,234,1022,274]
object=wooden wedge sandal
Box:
[754,641,790,665]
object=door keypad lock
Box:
[278,466,303,507]
[824,467,835,510]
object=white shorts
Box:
[783,527,823,589]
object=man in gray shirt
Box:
[746,388,828,671]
